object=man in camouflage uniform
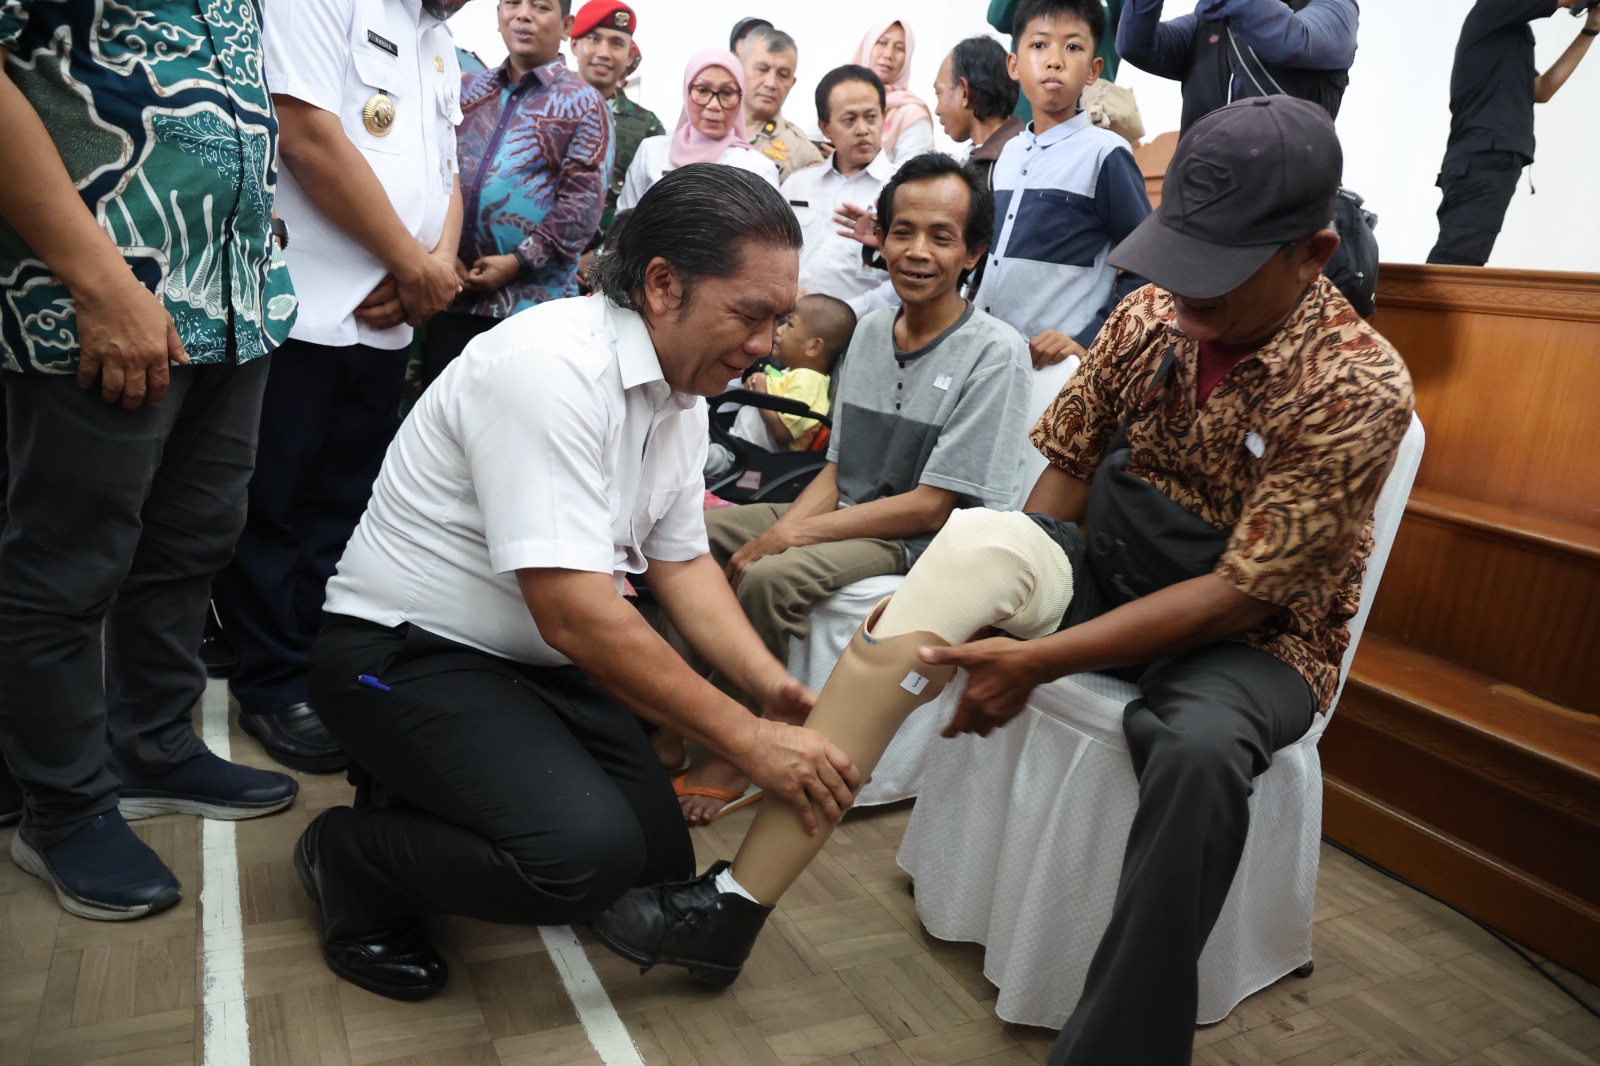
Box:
[740,25,823,182]
[571,0,662,238]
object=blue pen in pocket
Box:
[357,674,392,693]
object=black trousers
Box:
[307,614,694,927]
[1426,150,1525,267]
[0,361,269,847]
[1027,519,1319,1066]
[418,311,499,389]
[212,338,406,714]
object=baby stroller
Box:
[705,387,832,504]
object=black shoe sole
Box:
[589,921,743,988]
[293,821,446,1002]
[239,716,348,775]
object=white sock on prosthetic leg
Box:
[875,509,1076,643]
[729,509,1076,904]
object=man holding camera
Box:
[1428,0,1600,266]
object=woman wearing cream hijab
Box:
[852,18,935,165]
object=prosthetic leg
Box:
[592,511,1076,985]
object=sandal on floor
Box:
[672,773,764,821]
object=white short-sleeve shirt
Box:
[265,0,461,350]
[323,296,712,666]
[615,135,780,212]
[781,151,896,303]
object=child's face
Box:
[773,310,812,366]
[1008,13,1102,131]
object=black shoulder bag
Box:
[1083,348,1233,606]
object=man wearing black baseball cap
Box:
[917,95,1416,1064]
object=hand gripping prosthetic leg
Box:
[592,511,1075,985]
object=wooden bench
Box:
[1323,263,1600,983]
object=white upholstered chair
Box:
[896,413,1426,1028]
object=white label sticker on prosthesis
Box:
[900,671,930,695]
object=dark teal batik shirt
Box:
[0,0,297,374]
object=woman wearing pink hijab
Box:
[617,49,779,211]
[852,18,935,165]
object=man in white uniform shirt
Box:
[212,0,467,774]
[782,66,896,305]
[295,166,859,1002]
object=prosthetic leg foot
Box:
[590,860,771,987]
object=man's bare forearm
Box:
[518,568,762,760]
[1535,25,1596,102]
[784,483,958,548]
[273,97,425,275]
[1014,573,1278,684]
[0,55,140,297]
[775,461,842,524]
[648,553,791,701]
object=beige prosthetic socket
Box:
[877,509,1077,643]
[730,510,1076,905]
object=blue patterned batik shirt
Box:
[452,56,612,319]
[0,0,297,374]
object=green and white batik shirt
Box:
[0,0,297,374]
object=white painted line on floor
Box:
[199,680,251,1066]
[539,924,646,1066]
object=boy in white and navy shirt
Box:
[975,0,1151,371]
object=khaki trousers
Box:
[685,504,906,702]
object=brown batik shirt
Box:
[1031,277,1415,712]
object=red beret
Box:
[572,0,637,40]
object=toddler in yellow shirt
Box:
[707,294,855,473]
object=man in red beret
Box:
[571,0,663,236]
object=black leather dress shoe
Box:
[294,809,447,1001]
[591,860,773,987]
[240,702,346,774]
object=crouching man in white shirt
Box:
[294,165,858,1003]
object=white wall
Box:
[452,0,1600,272]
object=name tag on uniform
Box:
[934,374,952,391]
[1245,432,1265,458]
[787,199,809,208]
[367,30,398,56]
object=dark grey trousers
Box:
[0,360,268,847]
[1026,517,1320,1066]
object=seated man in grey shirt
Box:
[664,153,1032,823]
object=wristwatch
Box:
[271,217,289,251]
[1584,27,1600,36]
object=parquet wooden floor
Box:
[1,685,1597,1065]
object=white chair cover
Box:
[898,414,1426,1028]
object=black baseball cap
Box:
[729,17,773,51]
[1109,95,1342,300]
